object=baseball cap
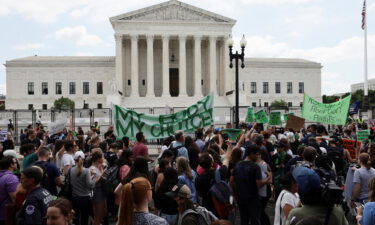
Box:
[166,184,192,199]
[292,166,321,193]
[74,151,85,160]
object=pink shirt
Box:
[132,143,148,158]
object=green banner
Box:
[222,128,243,141]
[255,110,269,124]
[357,130,370,142]
[283,113,295,123]
[113,94,214,140]
[302,94,351,125]
[269,112,281,126]
[246,107,255,122]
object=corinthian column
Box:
[209,36,217,95]
[162,35,170,97]
[130,35,139,96]
[194,35,202,96]
[115,34,124,94]
[179,35,187,96]
[146,35,154,97]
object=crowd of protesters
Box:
[1,120,375,225]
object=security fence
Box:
[0,106,304,144]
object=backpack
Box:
[169,144,184,161]
[59,167,72,199]
[178,205,218,225]
[101,166,119,195]
[33,161,50,191]
[327,147,345,175]
[209,169,234,219]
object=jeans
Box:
[238,198,261,225]
[72,195,93,225]
[160,213,178,225]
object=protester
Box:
[20,144,38,169]
[70,151,95,225]
[3,132,14,151]
[185,136,200,171]
[171,131,189,160]
[196,153,216,213]
[195,129,205,152]
[176,157,198,203]
[61,141,77,176]
[33,147,61,196]
[356,177,375,225]
[46,198,74,225]
[0,156,19,224]
[117,177,168,225]
[272,138,292,198]
[17,166,54,225]
[352,153,375,204]
[133,132,154,162]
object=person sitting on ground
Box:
[117,177,168,225]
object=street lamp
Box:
[228,35,247,129]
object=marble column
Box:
[209,36,217,95]
[194,35,202,96]
[222,37,229,97]
[115,34,124,94]
[162,35,170,97]
[146,35,154,97]
[179,35,187,96]
[130,35,139,96]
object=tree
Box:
[54,97,75,110]
[270,100,287,107]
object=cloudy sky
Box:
[0,0,374,95]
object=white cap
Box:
[74,151,85,160]
[3,150,17,158]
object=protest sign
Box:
[49,119,67,135]
[269,112,281,126]
[283,113,295,123]
[302,94,351,125]
[0,130,7,142]
[255,110,269,124]
[246,107,255,122]
[342,138,361,159]
[285,115,305,132]
[113,94,214,140]
[222,129,243,141]
[357,130,370,142]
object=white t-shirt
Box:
[274,190,299,225]
[61,153,75,167]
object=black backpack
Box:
[168,144,184,161]
[327,147,345,175]
[101,166,119,195]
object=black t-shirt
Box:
[21,138,41,148]
[195,169,215,211]
[2,140,14,150]
[17,187,54,225]
[32,161,60,196]
[154,192,178,215]
[233,160,262,203]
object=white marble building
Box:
[351,79,375,93]
[5,0,321,110]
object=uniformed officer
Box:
[17,166,55,225]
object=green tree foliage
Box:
[54,97,75,110]
[322,89,375,108]
[270,100,287,107]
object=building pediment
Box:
[110,0,235,24]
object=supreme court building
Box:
[5,0,322,110]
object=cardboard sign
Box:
[0,130,7,142]
[285,115,305,132]
[342,138,361,159]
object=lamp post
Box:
[228,35,247,129]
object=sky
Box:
[0,0,374,96]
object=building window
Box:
[28,104,33,110]
[84,103,89,109]
[97,103,103,109]
[288,102,293,107]
[275,82,281,94]
[252,102,257,107]
[97,82,103,94]
[55,82,62,95]
[42,82,48,95]
[251,82,257,94]
[42,104,47,110]
[264,102,269,107]
[69,82,76,94]
[299,82,304,94]
[83,82,89,94]
[263,82,269,94]
[27,82,34,95]
[128,80,131,86]
[287,82,293,94]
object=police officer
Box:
[17,166,54,225]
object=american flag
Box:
[362,0,366,30]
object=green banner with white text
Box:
[113,94,214,140]
[302,94,351,125]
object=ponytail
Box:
[359,153,372,170]
[117,177,151,225]
[76,158,83,177]
[58,147,65,160]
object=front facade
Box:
[5,0,322,110]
